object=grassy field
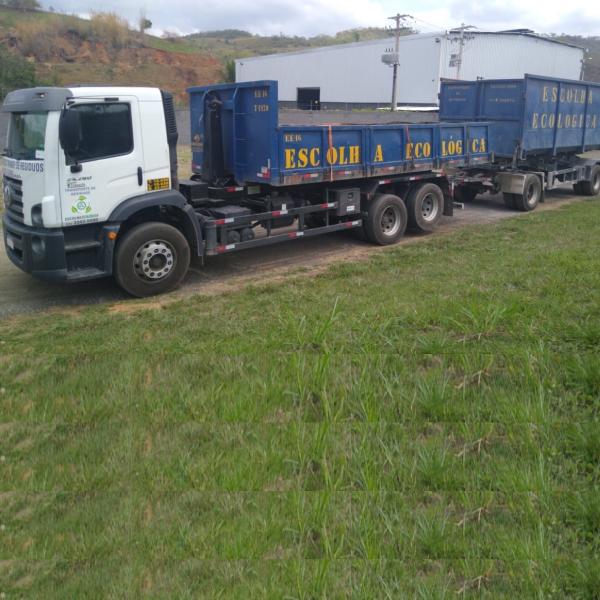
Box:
[2,200,600,355]
[1,200,600,598]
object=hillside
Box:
[183,27,404,63]
[1,6,599,106]
[552,34,600,82]
[0,6,223,104]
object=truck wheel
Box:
[363,194,407,245]
[114,222,190,297]
[580,166,600,196]
[514,175,541,212]
[503,193,516,209]
[406,183,444,231]
[454,186,478,203]
[354,221,370,242]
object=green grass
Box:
[142,35,207,56]
[0,5,54,28]
[2,201,600,354]
[0,418,599,597]
[1,201,600,598]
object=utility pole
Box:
[388,13,411,111]
[455,23,475,80]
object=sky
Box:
[46,0,600,40]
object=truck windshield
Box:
[6,111,48,160]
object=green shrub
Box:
[0,44,38,100]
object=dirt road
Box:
[0,186,590,319]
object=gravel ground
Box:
[0,184,591,320]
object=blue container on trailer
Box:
[187,80,494,186]
[188,80,281,184]
[439,74,600,159]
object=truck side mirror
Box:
[58,108,80,154]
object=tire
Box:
[454,185,478,203]
[503,192,516,209]
[514,174,541,212]
[363,194,407,245]
[354,221,370,242]
[114,222,190,297]
[573,181,584,195]
[579,165,600,196]
[406,183,444,231]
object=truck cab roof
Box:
[2,86,162,113]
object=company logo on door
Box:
[72,196,92,214]
[65,195,99,223]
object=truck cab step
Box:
[67,268,106,281]
[64,240,102,253]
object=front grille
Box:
[2,175,25,224]
[3,219,24,262]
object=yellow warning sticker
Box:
[147,178,170,191]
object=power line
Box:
[410,16,446,34]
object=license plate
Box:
[6,236,14,250]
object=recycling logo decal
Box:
[72,195,92,214]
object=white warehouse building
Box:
[235,30,584,109]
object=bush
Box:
[0,45,39,100]
[87,11,134,52]
[15,21,62,61]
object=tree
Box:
[221,60,235,83]
[5,0,41,11]
[162,28,180,43]
[0,46,39,101]
[138,7,152,34]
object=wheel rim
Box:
[420,193,440,222]
[380,205,402,236]
[526,180,539,207]
[593,171,600,193]
[133,239,176,282]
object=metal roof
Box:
[466,30,584,50]
[237,29,583,64]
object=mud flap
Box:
[443,192,454,217]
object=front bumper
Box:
[2,214,69,281]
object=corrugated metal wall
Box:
[236,33,584,107]
[439,34,583,82]
[236,33,441,106]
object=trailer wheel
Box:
[503,193,516,209]
[364,194,407,245]
[514,175,541,212]
[454,186,478,203]
[354,221,370,242]
[114,222,190,297]
[406,183,444,231]
[580,166,600,196]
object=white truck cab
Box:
[2,86,201,296]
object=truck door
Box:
[58,96,145,227]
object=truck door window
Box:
[66,103,133,165]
